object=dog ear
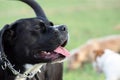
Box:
[1,23,18,46]
[0,24,10,41]
[94,49,104,56]
[93,49,104,60]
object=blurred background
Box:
[0,0,120,80]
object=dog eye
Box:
[34,22,46,33]
[39,22,45,27]
[34,23,46,33]
[39,22,46,32]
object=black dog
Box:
[0,0,69,80]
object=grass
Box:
[64,63,105,80]
[0,0,120,80]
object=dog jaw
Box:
[33,43,70,63]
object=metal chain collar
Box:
[0,51,34,78]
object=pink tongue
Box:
[54,46,70,57]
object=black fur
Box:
[0,0,68,80]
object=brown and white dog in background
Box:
[67,35,120,70]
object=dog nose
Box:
[58,25,67,31]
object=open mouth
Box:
[34,40,70,62]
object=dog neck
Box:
[15,63,45,80]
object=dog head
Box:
[1,18,69,65]
[0,0,70,66]
[0,0,70,79]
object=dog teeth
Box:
[41,51,46,53]
[47,52,51,54]
[41,51,51,55]
[45,52,51,55]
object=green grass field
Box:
[0,0,120,80]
